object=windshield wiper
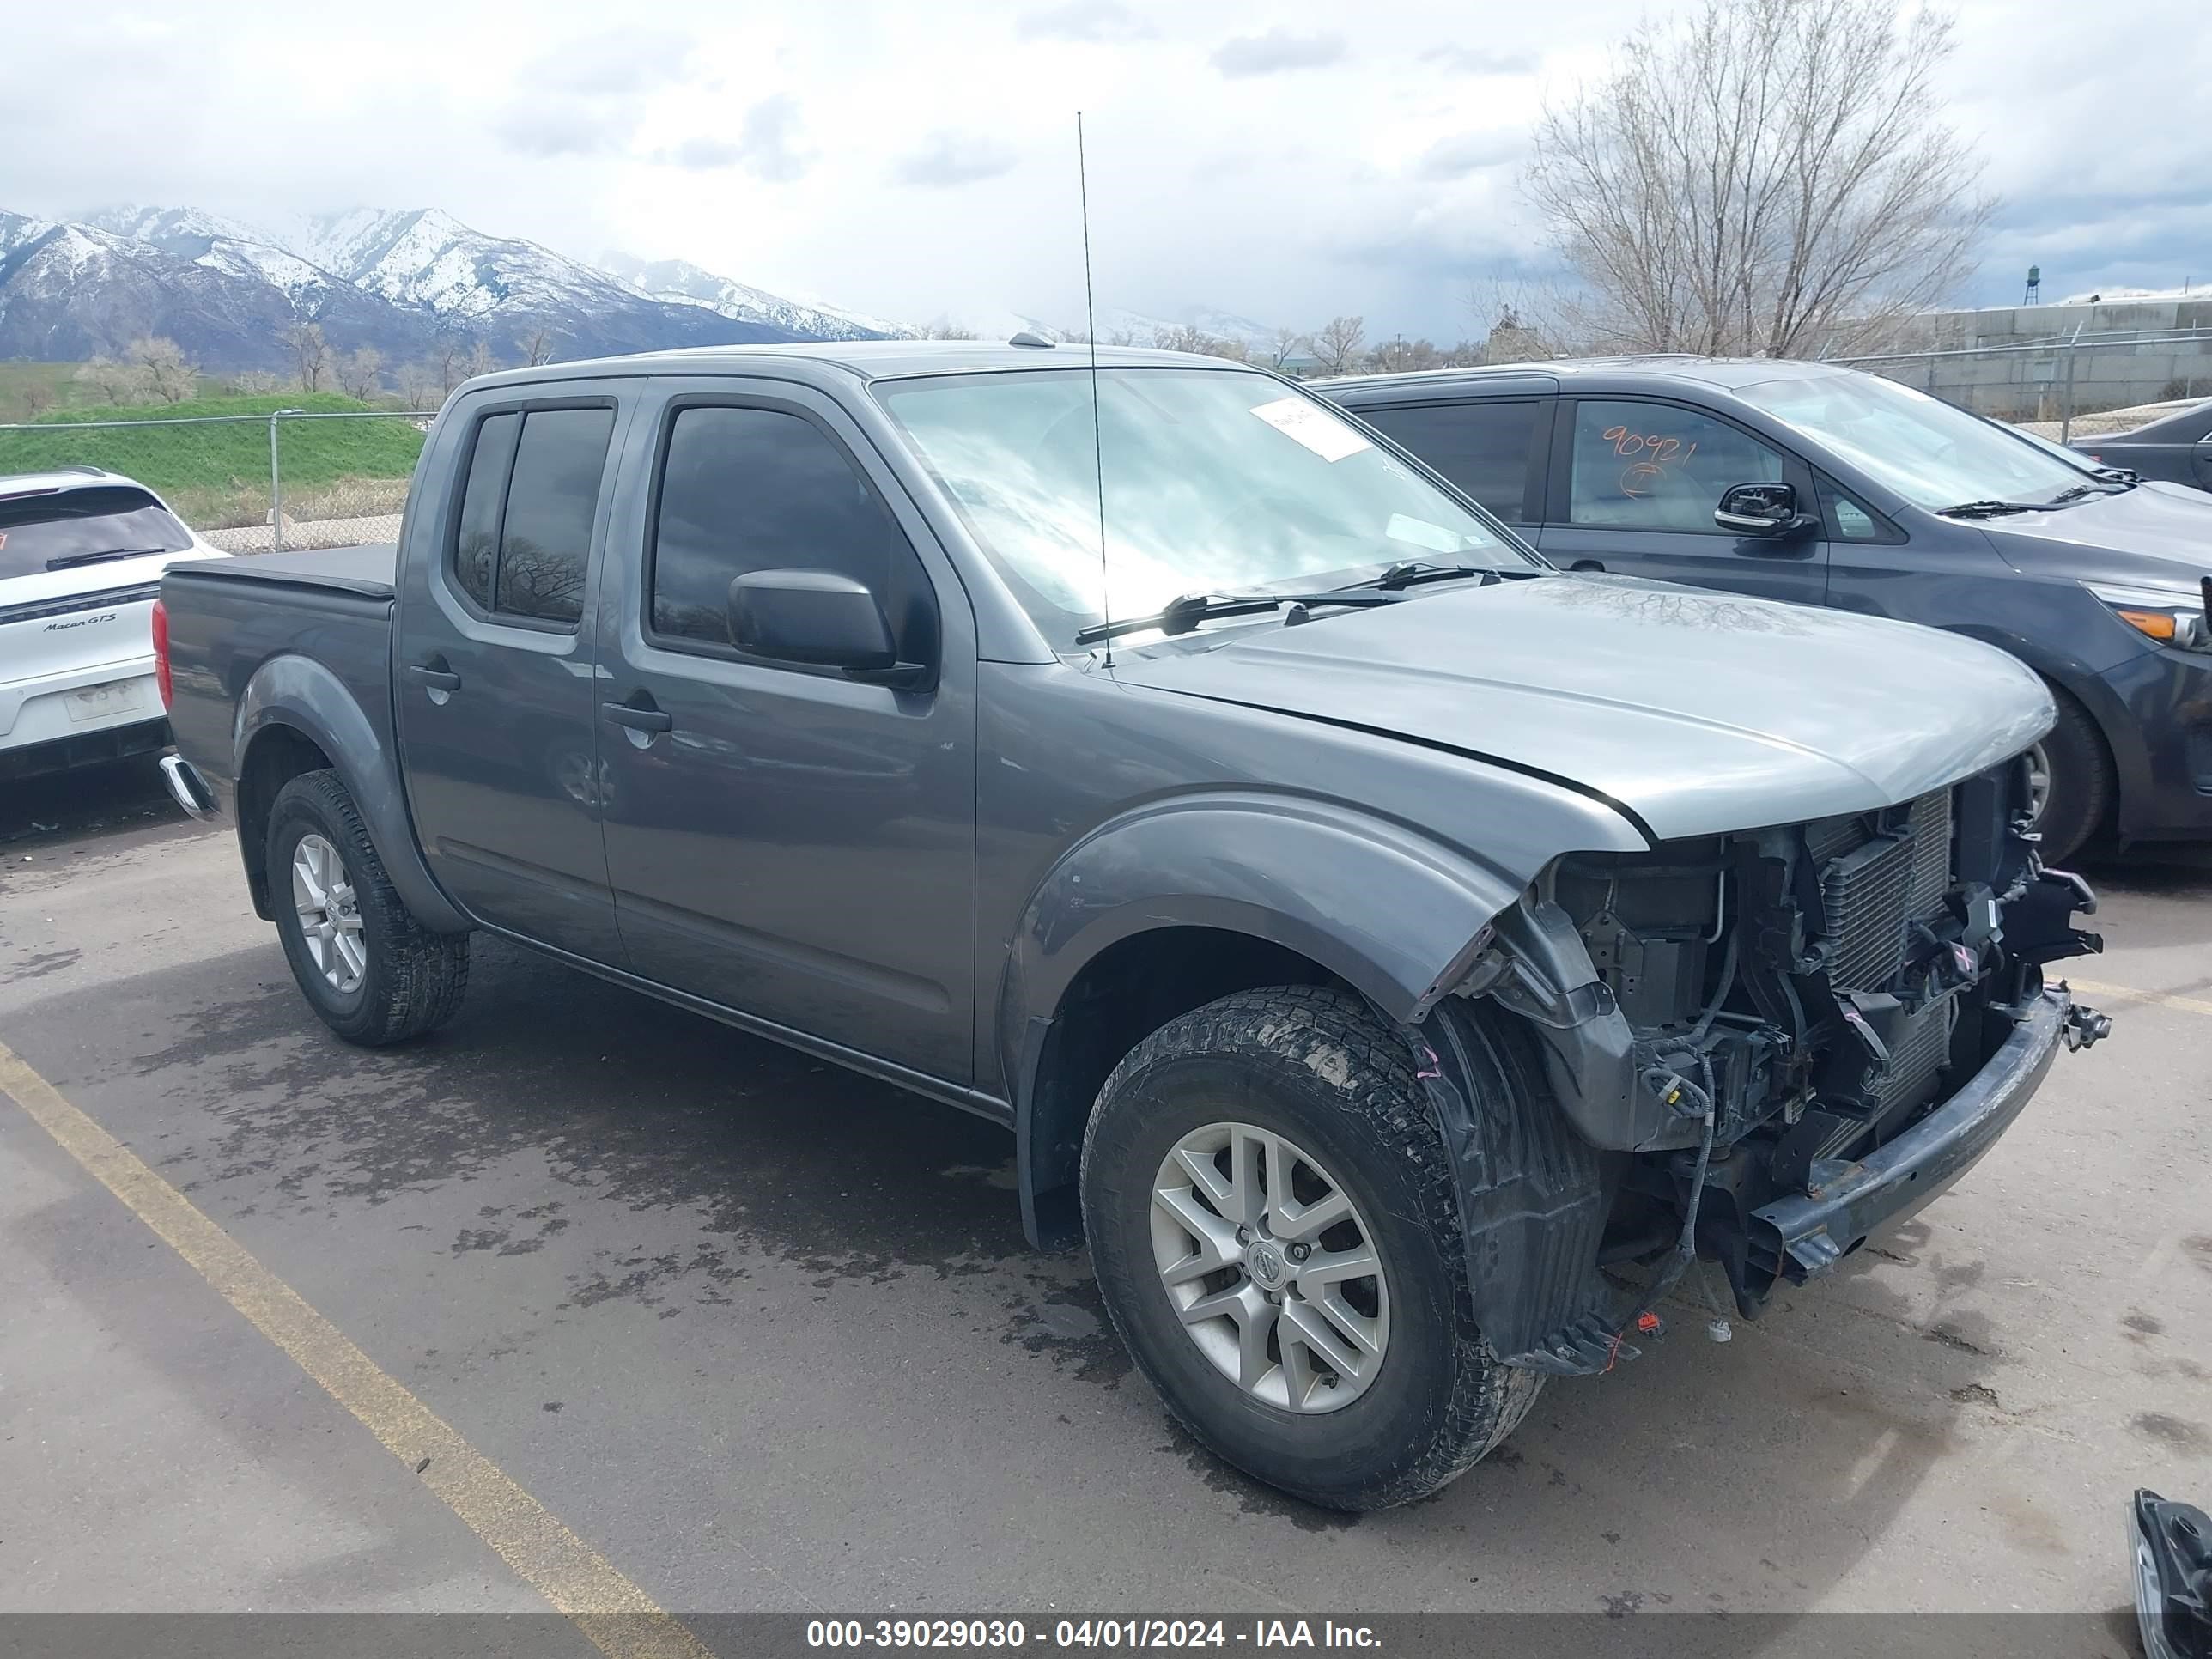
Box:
[1334,560,1492,592]
[45,546,172,571]
[1936,500,2041,519]
[1073,588,1405,646]
[2044,482,2119,506]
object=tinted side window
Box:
[453,411,520,609]
[495,408,615,626]
[649,405,926,654]
[1359,399,1540,520]
[1569,400,1782,532]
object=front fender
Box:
[234,653,467,933]
[1005,792,1531,1046]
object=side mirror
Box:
[727,569,929,690]
[1714,481,1806,537]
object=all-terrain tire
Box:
[2030,680,2113,865]
[1080,985,1542,1511]
[266,769,470,1045]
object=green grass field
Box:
[0,392,425,529]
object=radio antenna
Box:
[1077,110,1112,667]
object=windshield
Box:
[0,485,192,580]
[1734,372,2095,510]
[873,367,1535,643]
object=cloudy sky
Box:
[4,0,2209,339]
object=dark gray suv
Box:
[1326,358,2212,862]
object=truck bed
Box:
[161,544,398,815]
[165,543,397,600]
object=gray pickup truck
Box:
[156,343,2107,1510]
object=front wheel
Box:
[2024,683,2113,865]
[266,769,470,1045]
[1080,986,1540,1511]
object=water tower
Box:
[2023,264,2041,305]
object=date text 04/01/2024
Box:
[804,1620,1382,1650]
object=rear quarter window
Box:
[1357,400,1544,521]
[444,406,615,629]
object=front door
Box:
[1539,398,1830,605]
[593,382,978,1086]
[394,392,629,964]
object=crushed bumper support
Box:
[1751,987,2074,1279]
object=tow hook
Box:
[2061,997,2112,1053]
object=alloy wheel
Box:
[291,832,367,995]
[1149,1121,1390,1413]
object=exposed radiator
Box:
[1808,788,1959,1118]
[1814,789,1954,994]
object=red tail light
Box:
[151,597,173,710]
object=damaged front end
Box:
[1426,750,2108,1376]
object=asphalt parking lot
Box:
[3,761,2209,1633]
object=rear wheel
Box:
[2025,683,2112,864]
[266,770,470,1045]
[1080,986,1540,1511]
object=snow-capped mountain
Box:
[3,202,907,375]
[82,204,378,316]
[254,208,832,356]
[0,208,356,368]
[599,251,915,343]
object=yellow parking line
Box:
[0,1040,715,1659]
[2071,979,2212,1019]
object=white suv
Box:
[1,468,227,783]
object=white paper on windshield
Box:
[1249,396,1372,462]
[1385,514,1462,554]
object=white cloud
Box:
[1210,28,1347,78]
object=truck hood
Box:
[1111,574,2054,842]
[1977,481,2212,594]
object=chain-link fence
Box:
[0,407,433,554]
[1832,328,2212,441]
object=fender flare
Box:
[997,790,1642,1243]
[234,653,468,933]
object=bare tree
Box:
[21,381,57,417]
[125,337,198,403]
[398,362,443,409]
[434,337,471,393]
[1310,315,1366,375]
[921,319,979,340]
[465,339,499,380]
[1522,0,1995,357]
[1267,326,1311,369]
[282,321,331,391]
[1361,337,1443,374]
[521,325,556,367]
[337,346,385,400]
[230,368,285,395]
[74,356,149,404]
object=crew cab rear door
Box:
[590,376,979,1087]
[393,382,639,965]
